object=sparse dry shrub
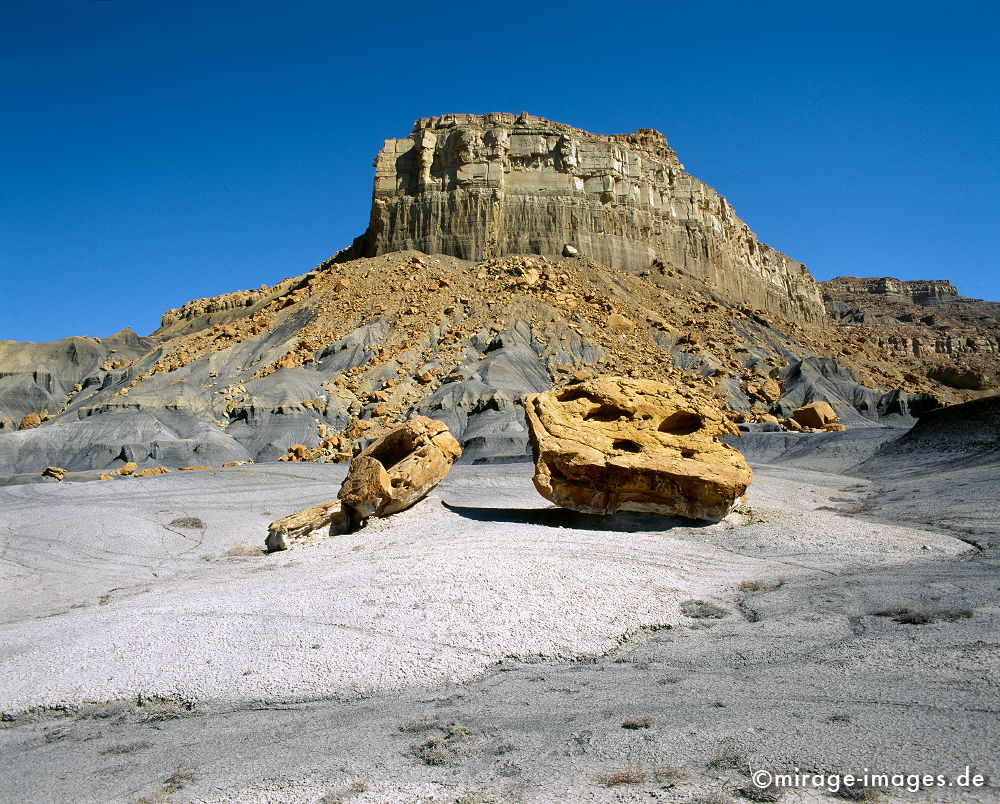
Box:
[398,713,440,733]
[653,764,685,782]
[163,762,196,793]
[739,578,785,592]
[621,715,654,729]
[447,723,473,739]
[706,750,747,772]
[412,736,455,765]
[681,600,729,619]
[599,760,647,786]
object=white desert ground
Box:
[0,409,997,804]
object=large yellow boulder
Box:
[338,416,461,522]
[524,376,752,522]
[792,401,839,429]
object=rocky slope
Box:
[822,276,1000,390]
[3,113,997,479]
[0,249,983,479]
[353,113,825,326]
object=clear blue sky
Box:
[2,0,997,342]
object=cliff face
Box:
[824,277,960,307]
[361,113,826,326]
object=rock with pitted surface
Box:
[41,466,66,481]
[357,113,825,327]
[338,416,461,522]
[265,500,351,552]
[523,376,752,521]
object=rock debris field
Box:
[1,399,997,803]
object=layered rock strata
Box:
[524,376,752,521]
[360,113,825,326]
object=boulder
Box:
[134,466,170,477]
[338,416,461,522]
[265,500,351,552]
[523,376,752,521]
[18,413,41,431]
[116,461,138,476]
[42,466,67,481]
[792,401,839,429]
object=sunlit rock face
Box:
[361,112,825,326]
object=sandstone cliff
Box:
[357,113,825,326]
[822,276,1000,390]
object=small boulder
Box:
[562,244,579,257]
[134,466,170,477]
[265,500,350,552]
[42,466,67,481]
[116,461,138,476]
[523,376,752,521]
[18,413,42,431]
[792,401,839,429]
[338,416,461,523]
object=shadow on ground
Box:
[440,501,707,532]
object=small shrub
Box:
[739,578,785,592]
[653,765,685,782]
[707,750,746,772]
[447,723,473,739]
[599,760,646,787]
[412,736,455,766]
[622,715,654,729]
[681,600,729,619]
[169,517,205,529]
[399,713,440,733]
[657,674,683,684]
[163,762,196,793]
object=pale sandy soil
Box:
[0,432,997,803]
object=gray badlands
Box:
[1,115,998,802]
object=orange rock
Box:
[339,416,461,522]
[792,401,839,429]
[524,376,751,521]
[134,467,170,477]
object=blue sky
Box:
[2,0,997,341]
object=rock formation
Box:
[338,416,461,522]
[358,113,825,326]
[2,118,998,482]
[266,500,351,553]
[792,401,839,429]
[524,376,752,521]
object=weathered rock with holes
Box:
[265,500,351,552]
[338,416,461,522]
[524,376,752,521]
[42,466,66,481]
